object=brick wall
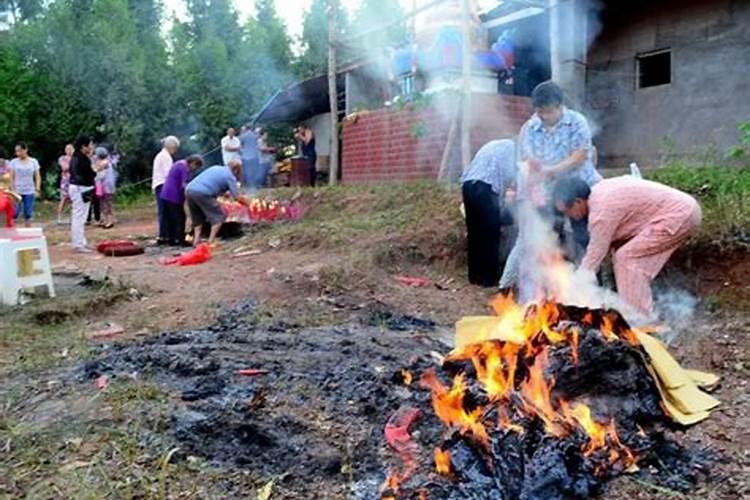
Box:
[342,94,532,183]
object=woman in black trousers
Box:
[461,140,517,287]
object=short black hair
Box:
[532,81,564,108]
[74,135,92,151]
[552,177,591,208]
[186,154,204,168]
[15,142,28,151]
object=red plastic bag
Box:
[161,243,211,266]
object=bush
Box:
[647,164,750,246]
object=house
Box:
[585,0,750,167]
[254,0,750,183]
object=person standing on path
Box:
[57,144,74,224]
[8,143,41,228]
[239,125,259,189]
[68,136,96,253]
[221,127,241,166]
[152,135,180,245]
[295,125,316,185]
[256,128,275,188]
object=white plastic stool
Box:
[0,227,56,305]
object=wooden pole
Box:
[460,0,472,171]
[328,0,340,186]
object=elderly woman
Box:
[185,159,245,246]
[160,155,204,246]
[152,135,180,245]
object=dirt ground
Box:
[1,197,748,499]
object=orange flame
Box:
[401,369,413,386]
[420,370,490,449]
[434,448,451,476]
[519,350,565,436]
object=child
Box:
[57,144,74,224]
[94,147,117,229]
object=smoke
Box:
[512,166,648,325]
[653,288,699,345]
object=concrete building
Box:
[585,0,750,167]
[255,0,749,183]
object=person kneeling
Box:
[185,159,245,246]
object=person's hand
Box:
[504,188,516,205]
[527,158,543,174]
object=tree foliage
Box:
[0,0,295,185]
[350,0,408,54]
[296,0,347,78]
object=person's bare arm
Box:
[34,168,41,194]
[545,149,587,177]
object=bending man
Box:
[552,176,701,316]
[185,159,245,246]
[461,139,516,287]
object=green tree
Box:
[350,0,407,53]
[296,0,347,78]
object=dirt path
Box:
[2,206,747,499]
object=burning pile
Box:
[382,295,716,499]
[220,197,303,223]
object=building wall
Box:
[341,94,531,183]
[586,0,750,168]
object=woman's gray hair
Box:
[161,135,181,149]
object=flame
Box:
[519,350,565,436]
[497,405,524,433]
[412,293,643,481]
[434,448,451,476]
[570,327,580,365]
[446,340,519,401]
[401,369,413,386]
[420,370,489,448]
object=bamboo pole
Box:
[460,0,473,171]
[328,0,340,186]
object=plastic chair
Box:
[0,227,56,305]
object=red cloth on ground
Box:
[0,193,15,228]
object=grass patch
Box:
[254,181,466,270]
[647,164,749,248]
[0,281,129,376]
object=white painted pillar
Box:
[549,0,588,108]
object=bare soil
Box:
[1,196,748,499]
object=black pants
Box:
[163,200,186,245]
[463,181,507,287]
[87,195,100,222]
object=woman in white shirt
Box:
[152,135,180,244]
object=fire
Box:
[401,369,413,386]
[519,349,565,436]
[434,448,451,476]
[422,293,642,481]
[446,340,519,401]
[420,370,489,448]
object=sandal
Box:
[103,223,114,229]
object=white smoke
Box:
[513,165,649,325]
